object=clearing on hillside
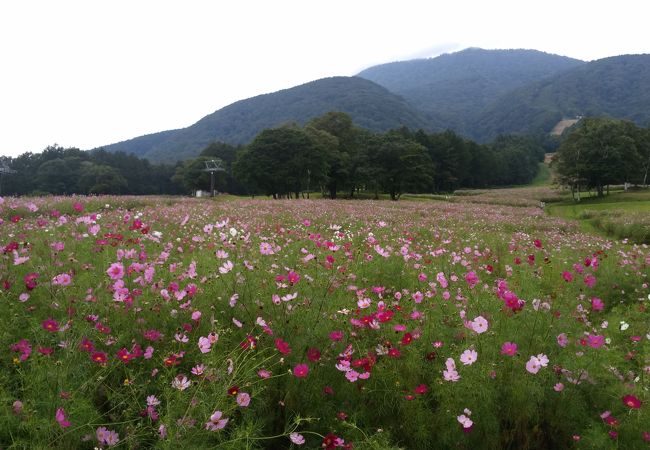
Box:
[550,118,580,135]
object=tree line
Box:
[175,112,547,199]
[2,112,549,199]
[0,146,184,196]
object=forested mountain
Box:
[98,129,179,159]
[96,49,650,161]
[357,48,585,135]
[99,77,429,162]
[474,54,650,140]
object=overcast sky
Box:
[1,0,648,158]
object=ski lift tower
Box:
[0,163,16,195]
[202,159,225,197]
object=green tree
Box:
[554,118,642,198]
[77,163,128,194]
[366,132,434,200]
[233,126,329,199]
[308,112,359,199]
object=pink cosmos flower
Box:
[293,363,309,378]
[587,334,605,349]
[259,242,274,255]
[106,263,125,280]
[591,297,604,311]
[307,347,321,362]
[622,394,642,409]
[525,354,549,374]
[274,338,291,355]
[236,392,251,407]
[471,316,489,334]
[584,274,597,288]
[171,375,190,390]
[460,349,478,365]
[457,413,473,429]
[205,410,229,431]
[443,358,460,382]
[97,427,120,446]
[52,273,72,286]
[500,342,518,356]
[557,333,568,348]
[290,432,305,445]
[287,271,300,285]
[55,407,71,428]
[414,384,429,395]
[464,271,479,289]
[329,330,344,341]
[90,351,107,364]
[562,271,573,282]
[42,318,60,332]
[191,364,205,376]
[198,336,212,353]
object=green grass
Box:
[546,189,650,243]
[530,162,551,186]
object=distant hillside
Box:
[98,77,429,162]
[99,129,179,159]
[358,48,585,135]
[475,54,650,140]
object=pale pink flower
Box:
[198,336,212,353]
[219,260,234,274]
[460,349,478,365]
[471,316,489,334]
[290,432,305,445]
[236,392,251,407]
[52,273,72,286]
[171,374,190,390]
[205,410,228,431]
[457,414,473,429]
[443,358,460,382]
[260,242,275,255]
[191,364,205,376]
[525,354,549,374]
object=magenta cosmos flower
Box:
[106,262,125,280]
[622,394,642,409]
[500,342,518,356]
[293,364,309,378]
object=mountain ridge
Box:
[98,76,430,162]
[95,48,650,161]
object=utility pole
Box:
[202,159,225,197]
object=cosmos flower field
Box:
[1,195,648,449]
